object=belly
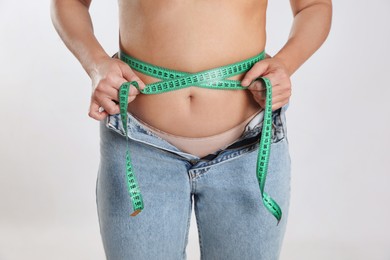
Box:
[127,73,261,137]
[121,0,267,137]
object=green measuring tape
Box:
[118,50,282,223]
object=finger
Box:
[247,79,265,91]
[250,86,290,110]
[252,92,263,107]
[119,62,146,90]
[105,74,141,97]
[95,87,137,114]
[266,83,284,96]
[247,72,282,91]
[249,89,265,107]
[263,82,292,103]
[98,80,140,103]
[249,88,264,100]
[88,100,108,121]
[95,84,119,102]
[128,95,137,104]
[272,101,287,111]
[271,92,289,105]
[250,87,288,104]
[95,92,119,110]
[128,82,142,96]
[116,81,142,97]
[241,60,269,87]
[99,98,121,115]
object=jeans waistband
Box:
[105,101,288,161]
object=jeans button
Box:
[189,159,198,165]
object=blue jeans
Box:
[96,103,291,260]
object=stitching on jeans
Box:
[182,195,193,260]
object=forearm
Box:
[273,1,333,76]
[50,0,109,77]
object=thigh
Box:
[194,133,291,260]
[96,122,193,260]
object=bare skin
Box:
[51,0,332,137]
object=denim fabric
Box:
[96,102,291,260]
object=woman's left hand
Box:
[241,56,292,111]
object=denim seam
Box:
[191,173,197,194]
[189,167,212,181]
[182,195,193,260]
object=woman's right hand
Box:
[88,54,146,121]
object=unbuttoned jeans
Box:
[96,102,291,260]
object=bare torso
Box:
[120,0,267,137]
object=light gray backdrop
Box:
[0,0,389,259]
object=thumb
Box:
[241,60,269,87]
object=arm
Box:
[274,0,333,76]
[50,0,107,77]
[50,0,145,120]
[242,0,333,110]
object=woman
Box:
[51,0,332,259]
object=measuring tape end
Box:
[276,218,281,226]
[130,209,142,217]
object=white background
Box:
[1,0,389,259]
